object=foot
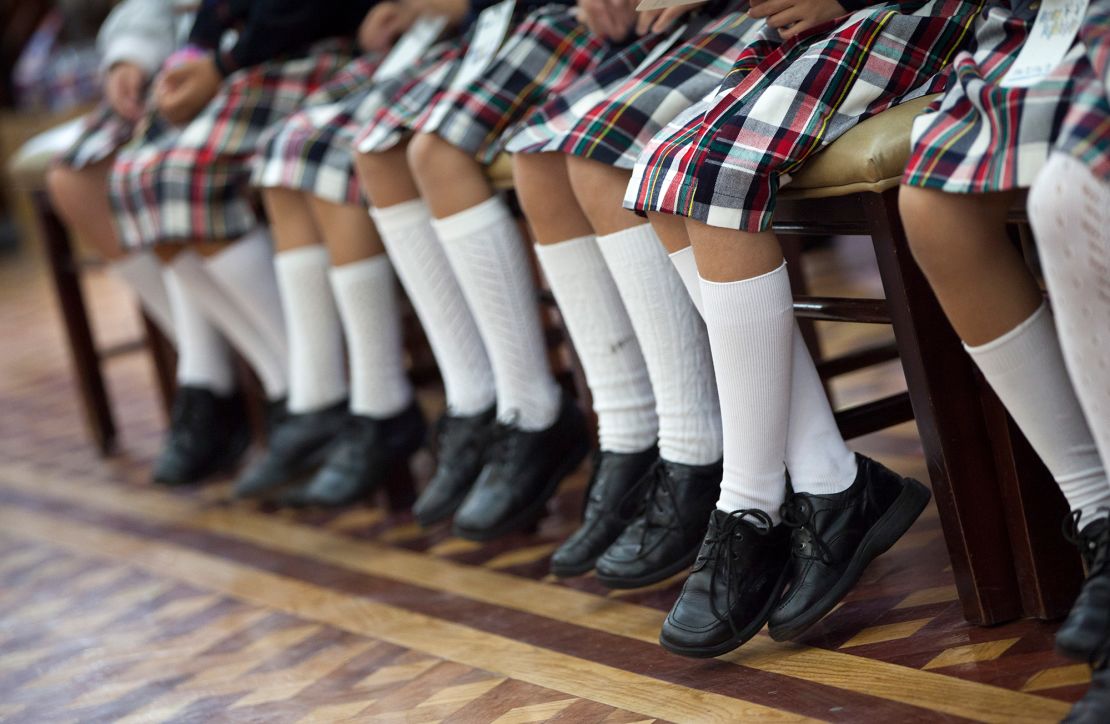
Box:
[412,406,496,527]
[550,447,658,578]
[153,386,250,486]
[452,393,590,541]
[1065,664,1110,723]
[281,402,427,508]
[594,459,721,589]
[232,399,348,499]
[1057,512,1110,662]
[659,509,791,658]
[767,454,931,641]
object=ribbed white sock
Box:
[169,251,288,400]
[111,251,177,341]
[163,265,234,394]
[329,255,413,418]
[274,246,348,414]
[371,200,495,416]
[432,196,562,431]
[596,224,722,466]
[669,245,855,495]
[204,228,288,365]
[700,263,794,522]
[1029,153,1110,522]
[966,301,1109,519]
[536,235,658,453]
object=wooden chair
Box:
[8,122,177,456]
[766,96,1082,624]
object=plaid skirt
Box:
[626,0,984,231]
[358,4,639,163]
[55,105,135,169]
[251,54,389,206]
[905,0,1110,191]
[110,42,355,249]
[506,2,764,169]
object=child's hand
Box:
[360,1,417,52]
[636,2,704,35]
[748,0,847,39]
[578,0,638,41]
[155,56,222,126]
[105,62,147,121]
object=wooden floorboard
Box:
[0,239,1087,722]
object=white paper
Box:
[373,16,450,81]
[1001,0,1089,87]
[636,0,702,11]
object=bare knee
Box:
[354,143,420,208]
[407,133,490,216]
[566,156,637,235]
[407,133,470,185]
[513,153,592,244]
[899,185,1012,281]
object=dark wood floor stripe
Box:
[0,465,1072,723]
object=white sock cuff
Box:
[329,254,392,288]
[370,199,432,231]
[534,235,598,264]
[208,226,273,267]
[431,196,512,243]
[111,250,160,279]
[965,302,1053,373]
[275,244,330,270]
[699,261,792,317]
[668,246,703,317]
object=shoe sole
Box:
[659,566,793,659]
[550,556,600,579]
[453,438,591,542]
[232,441,336,500]
[595,544,701,590]
[768,477,931,642]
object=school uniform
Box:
[624,0,985,232]
[904,0,1110,192]
[108,0,378,249]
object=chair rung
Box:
[98,338,149,360]
[794,297,890,324]
[817,341,900,380]
[834,392,914,440]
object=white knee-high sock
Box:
[329,255,414,418]
[204,228,289,364]
[669,246,855,494]
[1029,154,1110,517]
[163,266,234,394]
[111,251,177,340]
[370,200,496,416]
[169,251,289,400]
[274,246,348,414]
[536,235,658,453]
[965,301,1109,519]
[700,263,794,522]
[596,224,722,466]
[432,196,562,430]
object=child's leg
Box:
[407,133,562,429]
[357,144,497,525]
[516,151,659,576]
[901,185,1109,519]
[47,160,177,339]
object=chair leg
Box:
[34,191,117,456]
[865,189,1023,625]
[781,235,823,365]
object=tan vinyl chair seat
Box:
[7,117,86,192]
[484,94,937,198]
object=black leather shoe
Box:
[767,454,931,641]
[660,509,791,658]
[452,393,590,541]
[280,402,427,508]
[413,406,497,527]
[1065,664,1110,723]
[153,386,250,486]
[551,447,658,578]
[232,399,348,499]
[594,459,721,589]
[1057,513,1110,661]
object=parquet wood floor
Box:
[0,239,1088,722]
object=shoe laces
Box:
[583,454,652,525]
[701,509,775,638]
[630,464,687,549]
[780,495,836,565]
[486,412,522,470]
[1064,509,1110,576]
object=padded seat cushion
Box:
[7,118,86,192]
